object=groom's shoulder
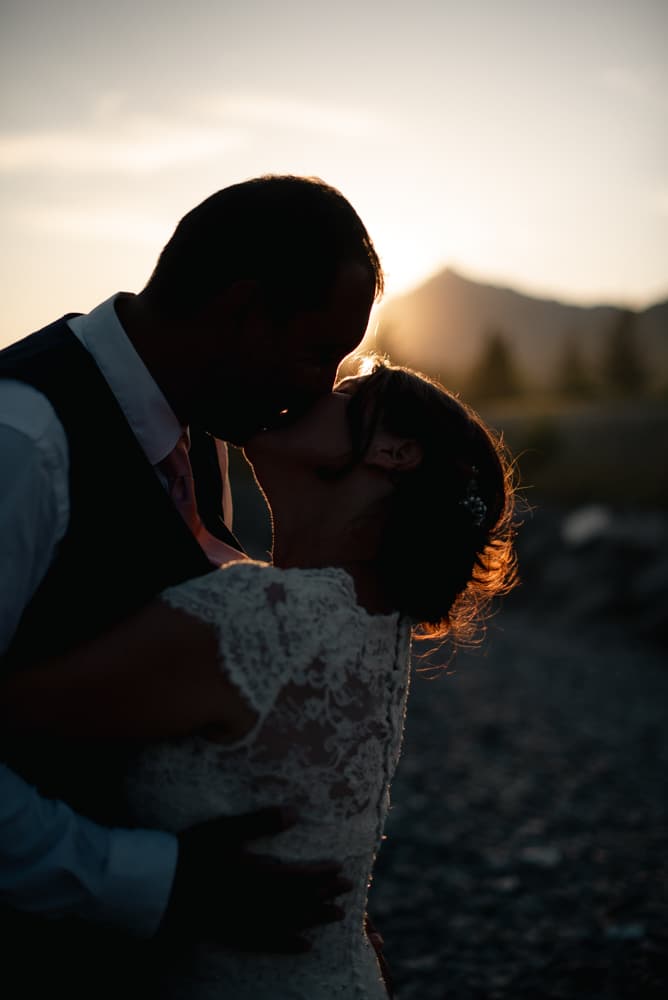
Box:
[0,318,79,440]
[0,314,83,365]
[0,315,104,418]
[0,379,64,443]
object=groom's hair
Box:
[143,175,383,320]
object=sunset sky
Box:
[1,0,667,348]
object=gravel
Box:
[368,509,668,999]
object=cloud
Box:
[14,205,171,244]
[192,93,384,139]
[0,114,246,174]
[0,91,383,176]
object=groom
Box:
[0,176,382,980]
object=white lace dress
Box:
[125,561,412,999]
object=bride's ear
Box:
[365,431,423,475]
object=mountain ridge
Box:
[375,268,668,390]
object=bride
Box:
[3,360,516,998]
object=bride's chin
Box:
[242,440,280,488]
[242,431,269,462]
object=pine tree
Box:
[468,330,523,400]
[601,309,647,396]
[556,334,594,398]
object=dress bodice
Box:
[125,562,412,999]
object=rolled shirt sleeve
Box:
[0,763,178,936]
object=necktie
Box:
[158,434,245,567]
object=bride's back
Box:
[125,561,411,999]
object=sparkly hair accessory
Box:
[460,466,487,527]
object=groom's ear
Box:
[365,432,423,475]
[198,280,262,331]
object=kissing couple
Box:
[0,175,517,998]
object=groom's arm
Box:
[0,614,351,952]
[0,382,234,744]
[0,382,240,745]
[0,597,256,745]
[0,384,70,654]
[0,763,177,934]
[0,383,179,935]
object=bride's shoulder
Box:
[161,561,357,617]
[218,560,358,607]
[159,563,365,664]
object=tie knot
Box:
[159,434,191,482]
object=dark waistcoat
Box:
[1,314,242,671]
[0,316,246,994]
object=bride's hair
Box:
[342,359,519,643]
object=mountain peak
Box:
[377,269,667,388]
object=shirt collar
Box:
[67,294,183,465]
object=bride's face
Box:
[244,378,360,480]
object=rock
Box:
[518,844,562,868]
[561,505,613,547]
[604,922,646,941]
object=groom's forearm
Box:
[0,600,253,745]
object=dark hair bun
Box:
[347,361,518,642]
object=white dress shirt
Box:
[0,294,233,936]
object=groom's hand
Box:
[160,806,352,953]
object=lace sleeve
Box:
[159,562,355,729]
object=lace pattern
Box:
[127,562,412,998]
[160,562,370,738]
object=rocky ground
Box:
[368,505,668,999]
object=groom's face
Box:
[193,262,375,444]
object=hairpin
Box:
[460,466,487,527]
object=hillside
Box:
[375,269,668,391]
